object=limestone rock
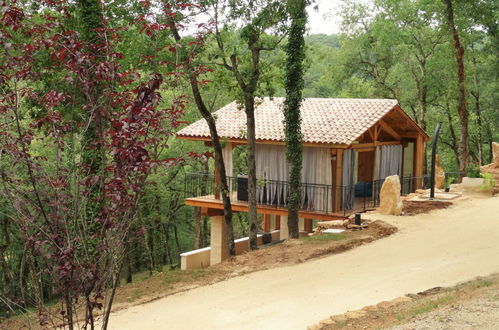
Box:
[392,296,413,304]
[317,220,345,228]
[435,154,445,189]
[480,141,499,195]
[319,317,335,326]
[344,310,367,319]
[493,142,499,166]
[378,175,403,215]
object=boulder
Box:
[435,154,445,189]
[378,175,403,215]
[316,220,345,228]
[493,142,499,166]
[480,141,499,195]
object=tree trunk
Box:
[194,207,202,250]
[245,96,258,249]
[123,239,132,284]
[471,53,483,166]
[444,102,461,170]
[443,0,469,176]
[0,217,12,296]
[284,0,307,238]
[162,224,174,266]
[486,123,493,164]
[167,19,235,256]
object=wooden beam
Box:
[414,134,424,177]
[350,141,400,149]
[263,214,271,232]
[378,119,401,140]
[374,125,381,141]
[304,218,313,233]
[201,207,225,216]
[184,199,348,221]
[413,134,425,190]
[177,135,350,149]
[368,127,375,141]
[393,105,430,141]
[334,149,343,212]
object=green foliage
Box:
[480,173,497,191]
[300,232,349,243]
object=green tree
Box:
[208,0,289,249]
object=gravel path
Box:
[390,289,499,330]
[107,195,499,330]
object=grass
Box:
[395,295,454,323]
[299,232,348,243]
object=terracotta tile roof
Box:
[177,97,400,145]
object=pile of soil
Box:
[403,200,452,216]
[222,221,397,273]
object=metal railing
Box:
[185,172,431,216]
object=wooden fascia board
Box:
[378,118,401,140]
[185,199,346,221]
[176,134,350,148]
[348,141,400,149]
[391,105,430,141]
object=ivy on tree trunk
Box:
[284,0,307,238]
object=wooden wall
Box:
[357,150,374,182]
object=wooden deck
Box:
[184,193,373,221]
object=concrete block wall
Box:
[181,230,281,270]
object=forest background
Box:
[0,0,497,324]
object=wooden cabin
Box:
[177,98,429,267]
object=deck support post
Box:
[210,216,228,265]
[414,135,425,190]
[304,218,313,233]
[275,215,281,230]
[263,214,271,232]
[279,216,289,240]
[334,149,343,212]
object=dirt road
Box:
[108,195,499,330]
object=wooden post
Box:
[334,149,343,212]
[414,135,425,190]
[304,218,313,233]
[275,215,281,230]
[263,214,271,232]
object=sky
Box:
[307,0,373,35]
[307,0,344,35]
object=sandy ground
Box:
[108,195,499,330]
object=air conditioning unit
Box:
[237,175,248,201]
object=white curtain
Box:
[255,145,332,211]
[342,149,355,210]
[301,148,332,211]
[377,145,403,180]
[255,145,288,205]
[222,143,233,178]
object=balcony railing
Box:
[184,172,431,216]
